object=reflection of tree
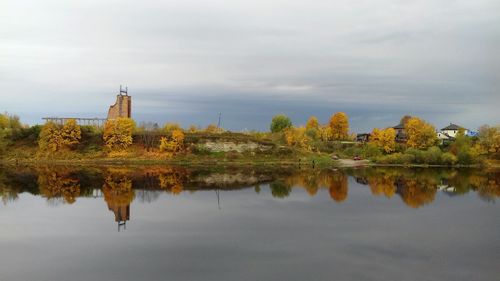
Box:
[328,173,348,202]
[368,175,396,198]
[102,171,135,224]
[270,181,292,198]
[0,170,18,204]
[397,179,436,208]
[470,172,500,202]
[158,168,186,195]
[38,169,80,204]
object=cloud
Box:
[1,0,499,131]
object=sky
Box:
[1,0,499,132]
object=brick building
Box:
[107,86,132,119]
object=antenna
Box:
[119,85,128,96]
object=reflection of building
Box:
[107,85,132,119]
[102,173,135,232]
[107,202,130,231]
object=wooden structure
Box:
[42,117,107,127]
[42,85,132,127]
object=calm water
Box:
[0,165,499,281]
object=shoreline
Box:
[1,157,497,169]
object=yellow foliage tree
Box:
[370,127,396,153]
[103,118,136,151]
[284,127,311,150]
[60,119,81,147]
[39,119,81,152]
[477,125,500,158]
[306,116,319,130]
[329,112,349,140]
[159,129,185,153]
[319,125,332,142]
[405,117,437,149]
[163,122,183,134]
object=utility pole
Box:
[217,112,222,129]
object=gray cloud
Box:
[1,0,499,132]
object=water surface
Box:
[1,165,499,281]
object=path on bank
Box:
[337,159,370,167]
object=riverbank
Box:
[2,154,498,169]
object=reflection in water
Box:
[102,169,135,231]
[37,168,81,205]
[1,165,500,228]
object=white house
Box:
[437,123,469,140]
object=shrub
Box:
[457,151,473,165]
[422,146,442,164]
[362,143,382,158]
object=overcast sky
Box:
[1,0,499,132]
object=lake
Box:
[0,165,499,281]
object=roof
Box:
[441,123,465,131]
[393,123,405,129]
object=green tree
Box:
[270,114,292,133]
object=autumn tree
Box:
[103,118,136,151]
[284,127,311,150]
[405,117,437,149]
[306,116,319,130]
[370,127,396,153]
[163,123,183,134]
[476,125,500,159]
[270,114,292,133]
[0,113,23,153]
[159,129,185,153]
[329,112,349,140]
[305,116,320,140]
[60,119,81,147]
[39,119,81,152]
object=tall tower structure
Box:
[107,85,132,119]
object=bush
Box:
[362,143,382,158]
[422,146,442,164]
[457,151,473,165]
